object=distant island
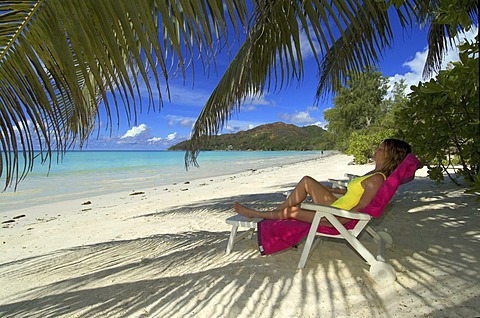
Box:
[168,122,334,151]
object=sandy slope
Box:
[0,154,478,317]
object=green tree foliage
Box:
[345,129,396,164]
[381,80,409,128]
[396,37,479,186]
[327,71,410,164]
[324,67,390,150]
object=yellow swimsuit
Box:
[330,172,386,210]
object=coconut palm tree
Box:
[0,0,247,189]
[0,0,477,189]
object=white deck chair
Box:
[226,153,421,284]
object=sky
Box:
[83,18,478,151]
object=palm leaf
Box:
[186,0,405,165]
[186,0,478,165]
[418,0,479,78]
[0,0,247,190]
[315,1,410,98]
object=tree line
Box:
[327,39,479,190]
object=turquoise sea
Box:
[1,150,331,212]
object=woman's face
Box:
[373,142,386,163]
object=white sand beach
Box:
[0,154,479,317]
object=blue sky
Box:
[84,21,478,150]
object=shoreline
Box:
[1,153,479,317]
[1,153,348,257]
[0,150,332,212]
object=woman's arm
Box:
[350,174,385,211]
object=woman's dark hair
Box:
[382,139,412,176]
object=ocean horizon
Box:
[1,150,333,212]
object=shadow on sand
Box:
[0,177,479,317]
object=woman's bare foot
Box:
[234,202,259,218]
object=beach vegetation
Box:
[323,68,409,164]
[396,36,479,188]
[345,129,396,164]
[347,80,409,162]
[324,67,391,151]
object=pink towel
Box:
[258,218,358,255]
[257,153,422,255]
[360,153,422,218]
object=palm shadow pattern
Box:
[0,177,479,317]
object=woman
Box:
[234,139,411,226]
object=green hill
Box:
[168,122,334,151]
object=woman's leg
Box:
[234,203,334,225]
[234,202,307,220]
[234,175,339,224]
[275,176,338,211]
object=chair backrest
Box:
[360,153,422,218]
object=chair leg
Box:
[376,238,387,262]
[226,225,258,254]
[327,216,378,266]
[298,212,323,269]
[369,261,396,284]
[366,227,393,262]
[226,225,239,254]
[298,237,322,269]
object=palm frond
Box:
[0,0,247,190]
[186,0,478,165]
[423,23,455,78]
[186,0,402,164]
[186,0,314,165]
[420,0,478,78]
[315,1,410,98]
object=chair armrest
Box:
[329,173,360,187]
[301,202,371,221]
[328,178,348,188]
[345,173,359,181]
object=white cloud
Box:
[388,26,478,93]
[312,121,326,128]
[115,124,185,149]
[222,120,262,133]
[404,50,427,75]
[166,132,178,140]
[120,124,150,139]
[298,29,320,60]
[166,115,196,128]
[287,26,321,62]
[279,110,318,125]
[241,93,274,111]
[147,137,163,143]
